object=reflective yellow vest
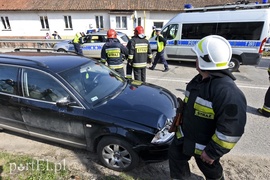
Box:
[157,35,165,52]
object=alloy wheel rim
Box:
[102,144,132,169]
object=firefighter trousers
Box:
[114,68,125,77]
[169,137,224,180]
[126,63,133,79]
[133,67,146,82]
[261,86,270,116]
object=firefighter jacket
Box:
[268,63,270,79]
[100,38,128,69]
[177,70,247,160]
[127,36,152,68]
[155,35,166,52]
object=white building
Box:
[0,0,246,39]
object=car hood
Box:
[92,80,177,129]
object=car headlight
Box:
[151,118,175,144]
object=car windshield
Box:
[59,61,126,104]
[119,34,129,42]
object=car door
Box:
[20,68,87,148]
[82,35,106,58]
[162,24,179,60]
[0,65,27,132]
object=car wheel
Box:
[97,136,139,171]
[57,48,67,53]
[229,57,240,72]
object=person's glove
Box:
[147,57,152,64]
[169,97,184,133]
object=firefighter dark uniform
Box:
[257,63,270,117]
[169,35,247,180]
[126,26,152,82]
[100,29,128,77]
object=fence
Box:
[0,39,65,48]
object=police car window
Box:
[182,23,217,39]
[182,22,264,40]
[162,24,178,40]
[0,65,18,95]
[217,22,264,40]
[22,69,70,102]
[91,35,104,43]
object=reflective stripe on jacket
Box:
[127,36,152,68]
[178,73,246,159]
[100,38,128,69]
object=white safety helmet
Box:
[192,35,232,70]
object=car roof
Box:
[86,30,126,36]
[0,52,90,73]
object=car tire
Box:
[229,57,240,72]
[97,136,139,171]
[57,48,67,53]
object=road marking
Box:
[147,77,269,90]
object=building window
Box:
[116,16,127,29]
[95,16,104,29]
[64,16,73,29]
[1,16,11,30]
[138,17,142,26]
[40,16,49,29]
[153,22,163,29]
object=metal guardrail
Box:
[264,43,270,51]
[0,39,65,43]
[0,39,66,49]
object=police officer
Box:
[257,63,270,117]
[73,32,85,56]
[126,26,152,82]
[100,29,128,77]
[149,28,169,72]
[169,35,247,180]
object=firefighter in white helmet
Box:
[257,63,270,117]
[168,35,247,180]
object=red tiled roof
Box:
[0,0,255,11]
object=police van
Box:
[149,2,270,71]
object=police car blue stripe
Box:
[82,46,103,50]
[166,40,261,47]
[149,41,157,45]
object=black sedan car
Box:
[0,51,178,171]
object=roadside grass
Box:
[0,152,70,179]
[263,51,270,56]
[0,152,139,180]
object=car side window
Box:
[90,35,106,43]
[22,69,69,102]
[0,65,18,95]
[84,35,91,43]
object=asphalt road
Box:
[145,58,270,158]
[1,48,270,158]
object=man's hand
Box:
[201,150,214,165]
